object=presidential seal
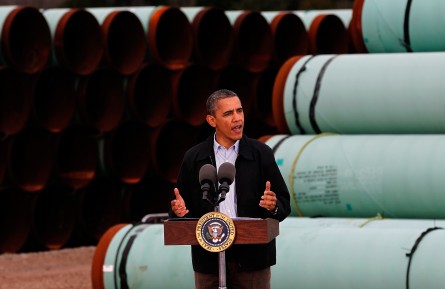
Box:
[195,212,236,252]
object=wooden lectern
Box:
[164,217,279,245]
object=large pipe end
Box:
[270,12,309,65]
[232,11,273,73]
[102,10,147,75]
[53,8,104,75]
[272,55,304,134]
[308,14,349,54]
[148,6,193,71]
[350,0,368,53]
[191,7,234,71]
[1,6,51,74]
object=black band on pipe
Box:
[309,55,337,134]
[113,223,147,289]
[405,226,443,289]
[292,56,315,134]
[271,135,291,154]
[403,0,414,52]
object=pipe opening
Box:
[193,7,233,70]
[104,10,146,75]
[233,11,273,73]
[126,63,173,128]
[149,6,193,70]
[32,66,76,133]
[310,14,349,54]
[55,9,104,75]
[2,6,51,73]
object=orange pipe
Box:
[126,63,174,128]
[267,12,309,65]
[171,64,218,126]
[0,66,32,139]
[251,66,279,127]
[31,66,77,133]
[0,6,51,73]
[30,184,76,250]
[100,121,152,184]
[147,6,193,71]
[8,127,54,192]
[45,8,104,75]
[76,68,125,134]
[229,11,273,73]
[54,125,98,190]
[308,14,349,54]
[0,187,36,253]
[100,10,146,75]
[185,7,234,71]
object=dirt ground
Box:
[0,246,96,289]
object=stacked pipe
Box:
[85,1,445,289]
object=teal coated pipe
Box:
[92,218,445,289]
[273,53,445,135]
[351,0,445,53]
[99,223,194,289]
[265,134,445,218]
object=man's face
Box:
[206,96,244,148]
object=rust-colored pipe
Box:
[216,64,259,117]
[171,63,218,126]
[43,8,104,76]
[30,66,77,133]
[99,121,152,184]
[8,127,54,192]
[226,10,273,73]
[54,125,98,190]
[0,187,36,253]
[262,12,309,65]
[76,68,125,134]
[182,7,234,71]
[0,6,51,74]
[74,177,125,244]
[0,66,33,139]
[124,174,174,222]
[126,62,174,128]
[252,66,280,127]
[295,11,349,54]
[0,137,10,186]
[87,8,146,75]
[30,184,76,250]
[148,120,200,183]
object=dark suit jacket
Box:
[170,134,291,273]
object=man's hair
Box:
[206,89,239,115]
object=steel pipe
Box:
[350,0,445,53]
[273,53,445,135]
[31,66,77,133]
[0,6,51,73]
[87,8,146,75]
[43,8,103,75]
[265,134,445,219]
[181,7,234,71]
[226,10,273,73]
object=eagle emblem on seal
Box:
[206,221,226,243]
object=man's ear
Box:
[206,114,216,128]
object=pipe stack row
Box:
[91,1,445,289]
[0,4,353,253]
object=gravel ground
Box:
[0,246,96,289]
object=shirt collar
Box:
[213,133,240,154]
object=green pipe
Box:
[273,53,445,135]
[265,134,445,218]
[351,0,445,53]
[92,218,445,289]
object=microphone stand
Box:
[205,189,227,289]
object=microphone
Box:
[217,162,236,202]
[199,164,217,203]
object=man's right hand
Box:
[171,188,189,217]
